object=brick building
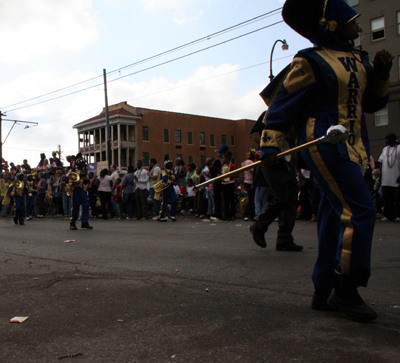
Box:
[349,0,400,158]
[73,102,256,171]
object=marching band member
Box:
[8,173,31,225]
[26,174,36,220]
[65,154,93,230]
[156,159,179,222]
[259,0,393,322]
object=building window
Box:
[175,129,181,144]
[210,134,215,147]
[346,0,358,6]
[143,152,149,166]
[231,136,235,146]
[142,126,149,141]
[200,156,206,168]
[188,131,193,145]
[200,132,206,145]
[371,17,385,41]
[176,154,182,161]
[375,106,388,126]
[188,155,194,164]
[164,154,170,161]
[222,134,227,146]
[164,129,170,143]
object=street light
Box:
[269,39,289,82]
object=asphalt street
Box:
[0,216,399,362]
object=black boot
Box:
[249,224,266,248]
[276,241,303,251]
[70,223,78,230]
[312,290,335,311]
[81,223,93,229]
[327,271,377,323]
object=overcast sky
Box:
[0,0,311,166]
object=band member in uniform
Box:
[8,173,31,225]
[65,154,93,230]
[26,174,36,220]
[157,159,179,222]
[259,0,393,322]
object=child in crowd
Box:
[181,178,195,214]
[173,179,182,197]
[112,178,123,220]
[194,166,207,218]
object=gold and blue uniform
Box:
[159,168,178,219]
[8,180,30,224]
[66,168,90,227]
[260,45,390,292]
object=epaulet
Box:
[297,47,322,56]
[260,64,291,106]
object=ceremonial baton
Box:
[196,125,348,189]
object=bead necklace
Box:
[386,145,397,169]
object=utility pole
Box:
[103,69,111,169]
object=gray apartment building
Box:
[348,0,400,159]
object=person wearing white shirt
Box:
[110,164,119,186]
[134,160,149,220]
[378,133,400,222]
[147,158,162,217]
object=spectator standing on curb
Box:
[185,163,197,192]
[174,158,187,187]
[221,151,236,221]
[134,160,149,220]
[110,164,119,188]
[121,165,136,219]
[112,178,123,219]
[211,159,222,220]
[22,159,31,174]
[378,133,400,222]
[148,158,162,219]
[36,172,47,218]
[242,150,256,221]
[88,172,98,219]
[252,163,269,221]
[97,168,114,220]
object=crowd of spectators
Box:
[2,135,396,223]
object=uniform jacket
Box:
[260,45,390,169]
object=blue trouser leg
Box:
[160,188,177,218]
[62,193,71,215]
[26,196,34,216]
[71,188,89,225]
[15,198,25,224]
[71,192,80,224]
[302,142,376,290]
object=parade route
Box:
[1,217,399,362]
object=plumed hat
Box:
[282,0,359,46]
[214,145,229,157]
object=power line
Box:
[1,8,282,112]
[34,53,295,127]
[4,19,284,113]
